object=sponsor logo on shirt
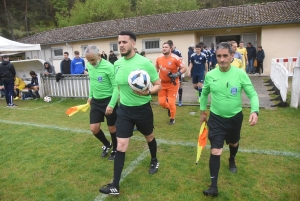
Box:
[168,62,172,65]
[98,76,103,82]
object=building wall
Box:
[261,23,300,74]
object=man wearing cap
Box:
[0,55,18,107]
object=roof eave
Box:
[40,20,300,46]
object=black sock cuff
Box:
[211,154,220,158]
[110,131,116,135]
[148,138,156,145]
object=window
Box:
[81,45,88,57]
[142,39,160,53]
[53,48,63,57]
[110,42,119,55]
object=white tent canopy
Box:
[0,36,41,52]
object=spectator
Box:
[209,43,217,70]
[108,50,118,64]
[256,46,265,76]
[101,51,108,60]
[27,71,40,99]
[134,48,139,53]
[246,43,256,74]
[14,76,26,100]
[236,41,248,71]
[188,44,195,66]
[0,55,17,107]
[60,52,71,74]
[140,51,146,57]
[71,51,85,74]
[44,61,56,76]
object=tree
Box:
[3,0,15,40]
[56,0,133,27]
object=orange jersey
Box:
[156,54,183,83]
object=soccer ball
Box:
[128,69,151,92]
[44,96,52,102]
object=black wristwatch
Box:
[253,111,259,116]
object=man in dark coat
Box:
[0,55,17,107]
[60,52,71,74]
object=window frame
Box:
[81,45,88,57]
[110,42,119,55]
[52,48,64,58]
[142,38,161,53]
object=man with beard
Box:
[85,45,119,161]
[99,31,161,195]
[200,42,259,197]
[156,42,186,124]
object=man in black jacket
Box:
[60,52,71,74]
[256,46,265,76]
[108,51,118,64]
[0,55,17,107]
[246,43,256,74]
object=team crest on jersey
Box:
[231,87,238,95]
[168,61,172,65]
[98,76,103,82]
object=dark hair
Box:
[258,45,262,48]
[216,42,233,54]
[163,42,171,47]
[64,52,69,55]
[29,71,36,76]
[195,44,202,48]
[74,51,80,55]
[140,51,146,56]
[2,55,9,59]
[119,31,136,41]
[203,45,207,49]
[167,40,174,47]
[239,41,244,43]
[248,42,252,45]
[198,42,204,46]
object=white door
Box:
[242,33,257,48]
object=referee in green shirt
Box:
[85,45,119,161]
[200,42,259,197]
[100,31,161,195]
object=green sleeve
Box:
[241,73,259,113]
[200,73,211,111]
[88,66,93,99]
[107,66,119,108]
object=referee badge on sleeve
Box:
[98,76,103,82]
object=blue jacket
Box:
[71,57,85,74]
[188,47,194,65]
[209,48,217,65]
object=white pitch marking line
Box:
[94,149,149,201]
[0,119,299,159]
[0,99,65,110]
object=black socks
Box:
[229,143,239,159]
[113,151,125,187]
[94,130,110,147]
[110,132,117,151]
[209,154,220,187]
[147,138,157,160]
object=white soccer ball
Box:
[44,96,52,102]
[128,69,151,92]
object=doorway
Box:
[216,35,241,44]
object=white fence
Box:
[270,59,289,102]
[275,57,297,76]
[40,75,90,98]
[290,51,300,108]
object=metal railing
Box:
[40,74,90,98]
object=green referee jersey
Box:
[114,53,159,106]
[200,66,259,118]
[87,59,118,108]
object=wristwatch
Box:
[252,111,259,116]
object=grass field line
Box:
[0,99,65,110]
[1,119,299,158]
[94,149,149,201]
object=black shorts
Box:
[90,97,118,126]
[116,102,154,138]
[207,111,243,148]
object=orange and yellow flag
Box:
[65,103,90,117]
[196,121,208,164]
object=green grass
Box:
[0,98,299,201]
